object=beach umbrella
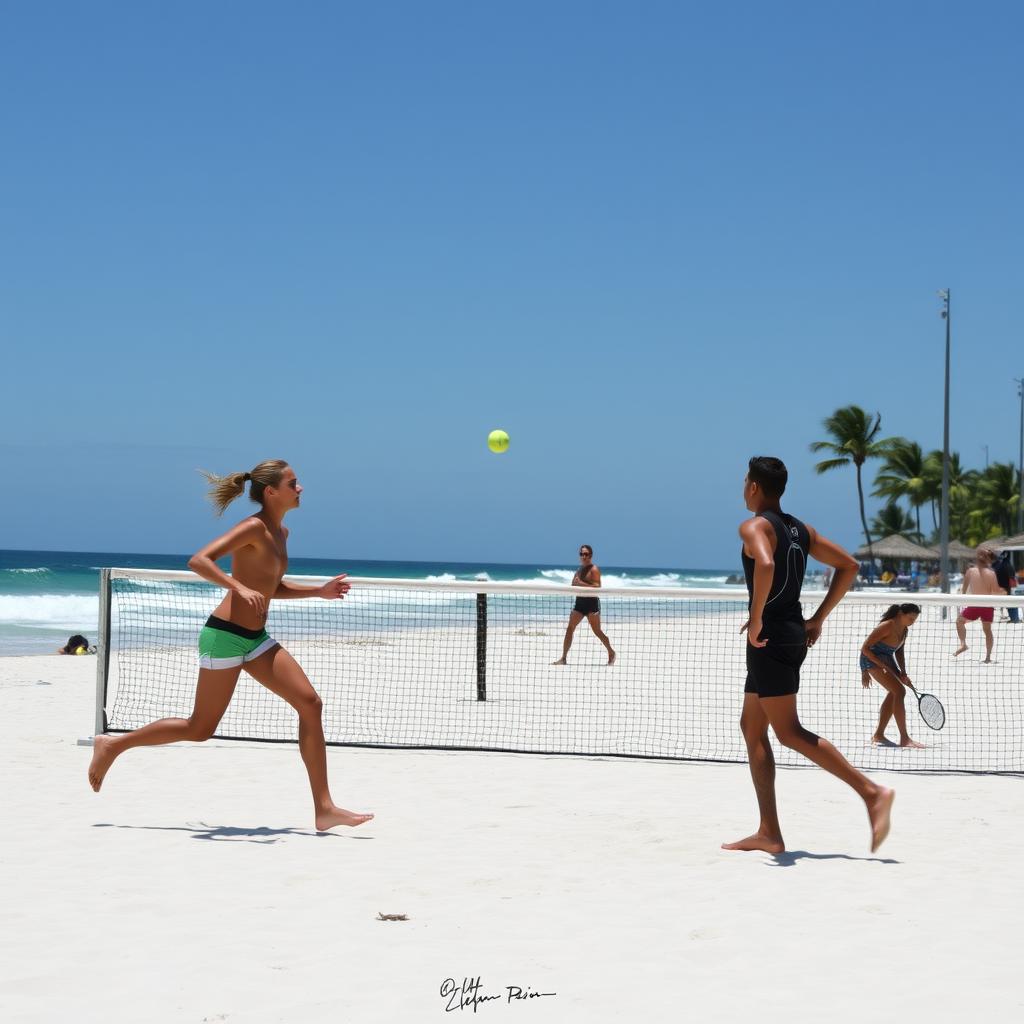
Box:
[853,534,938,561]
[926,539,978,563]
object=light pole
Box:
[938,290,951,593]
[1016,377,1024,536]
[983,444,989,469]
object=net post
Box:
[94,568,112,738]
[476,592,487,701]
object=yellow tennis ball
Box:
[487,429,510,453]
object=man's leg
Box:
[953,615,968,657]
[760,695,894,852]
[722,693,785,853]
[982,620,994,663]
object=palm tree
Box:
[975,462,1021,537]
[870,503,917,540]
[872,439,927,539]
[810,406,897,560]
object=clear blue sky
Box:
[2,2,1021,568]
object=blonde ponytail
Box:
[199,459,289,516]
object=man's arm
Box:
[804,525,859,646]
[739,518,776,648]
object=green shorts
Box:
[198,615,278,669]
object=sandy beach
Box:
[2,653,1021,1023]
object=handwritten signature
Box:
[440,977,557,1012]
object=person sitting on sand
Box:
[552,545,616,666]
[954,547,1001,663]
[57,634,93,655]
[860,603,924,748]
[87,460,373,832]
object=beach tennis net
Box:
[97,569,1024,773]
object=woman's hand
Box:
[319,575,351,600]
[234,585,267,618]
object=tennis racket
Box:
[905,681,946,730]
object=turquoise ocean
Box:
[0,549,744,655]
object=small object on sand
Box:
[376,912,409,922]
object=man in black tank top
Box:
[723,457,895,855]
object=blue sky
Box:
[2,2,1021,568]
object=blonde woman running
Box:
[87,460,374,831]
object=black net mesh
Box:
[102,573,1024,773]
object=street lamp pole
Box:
[1016,377,1024,535]
[939,290,951,594]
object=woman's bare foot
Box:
[607,650,616,666]
[871,734,897,747]
[899,738,926,748]
[867,787,895,853]
[721,832,785,854]
[953,644,968,657]
[88,735,117,792]
[315,806,374,831]
[551,658,567,666]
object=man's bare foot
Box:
[983,658,993,665]
[867,787,895,853]
[315,806,374,831]
[721,832,785,854]
[872,735,897,747]
[88,735,117,792]
[607,650,616,666]
[552,658,566,666]
[953,645,968,657]
[899,738,926,748]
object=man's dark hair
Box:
[748,456,788,499]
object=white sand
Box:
[2,655,1022,1023]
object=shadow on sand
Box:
[769,850,900,867]
[93,822,373,844]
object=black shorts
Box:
[744,641,807,698]
[573,596,600,616]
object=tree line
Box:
[811,405,1021,549]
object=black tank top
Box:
[741,510,810,642]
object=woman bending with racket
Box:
[860,603,925,748]
[87,460,374,831]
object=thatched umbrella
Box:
[927,539,978,564]
[990,531,1024,551]
[853,534,938,561]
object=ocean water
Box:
[0,549,744,655]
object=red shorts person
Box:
[961,606,994,623]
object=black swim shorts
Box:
[573,596,600,616]
[744,640,807,698]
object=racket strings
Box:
[919,693,946,731]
